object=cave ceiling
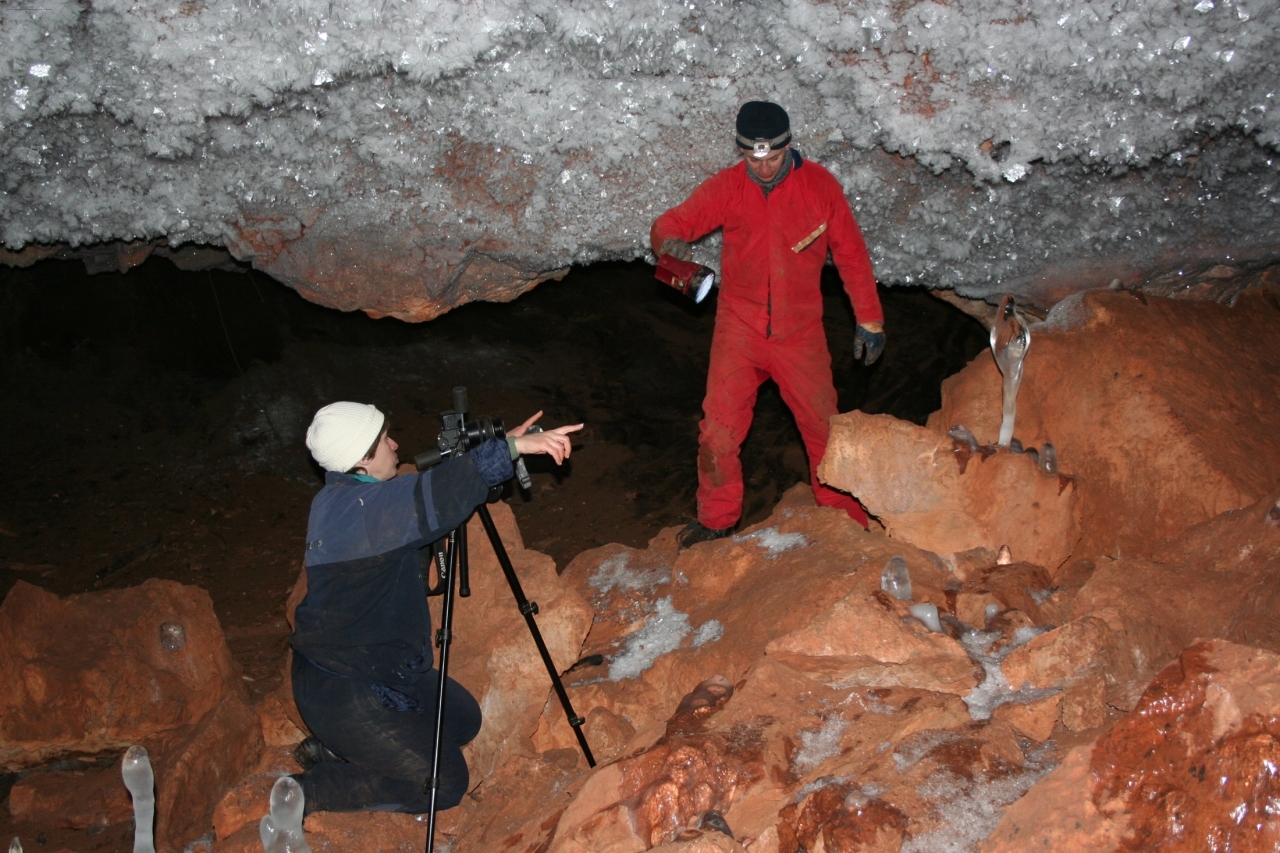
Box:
[2,0,1278,319]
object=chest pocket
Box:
[791,221,828,253]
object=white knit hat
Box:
[306,402,386,472]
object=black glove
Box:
[853,323,885,366]
[658,237,693,262]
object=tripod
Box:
[423,499,596,852]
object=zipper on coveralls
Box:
[765,189,773,339]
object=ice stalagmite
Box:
[11,837,23,853]
[907,603,943,633]
[990,295,1031,448]
[260,776,312,853]
[880,556,913,601]
[122,746,156,853]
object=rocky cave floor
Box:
[0,257,989,849]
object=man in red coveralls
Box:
[651,101,886,548]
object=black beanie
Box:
[735,101,791,150]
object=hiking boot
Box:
[677,520,733,549]
[293,736,345,771]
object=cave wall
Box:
[2,0,1278,318]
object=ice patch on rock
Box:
[739,527,809,557]
[589,551,671,594]
[901,743,1057,853]
[792,717,849,774]
[608,596,719,681]
[960,628,1059,720]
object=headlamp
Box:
[736,130,791,159]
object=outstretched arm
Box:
[510,411,583,465]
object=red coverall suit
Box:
[651,151,883,530]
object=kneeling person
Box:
[291,401,580,813]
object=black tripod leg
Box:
[476,504,596,768]
[424,525,462,853]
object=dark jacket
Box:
[290,439,512,685]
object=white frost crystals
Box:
[739,527,808,557]
[607,596,723,682]
[1,0,1279,291]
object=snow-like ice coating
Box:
[3,0,1278,316]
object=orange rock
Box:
[7,760,131,830]
[1000,615,1119,691]
[980,744,1126,852]
[301,810,429,852]
[212,772,278,841]
[985,639,1280,851]
[1060,671,1109,733]
[821,410,1081,572]
[992,693,1061,743]
[0,578,244,770]
[147,690,265,852]
[932,288,1280,562]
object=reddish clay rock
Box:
[821,410,1080,572]
[931,287,1280,561]
[533,504,967,755]
[0,578,244,770]
[224,214,568,322]
[766,585,980,695]
[147,690,265,852]
[7,759,131,830]
[1000,614,1123,692]
[980,744,1126,853]
[213,772,280,842]
[777,784,908,853]
[430,501,594,783]
[991,693,1061,743]
[213,810,430,853]
[1066,491,1280,689]
[984,639,1280,852]
[9,690,263,853]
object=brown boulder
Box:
[820,411,1080,572]
[147,692,265,852]
[534,502,968,755]
[430,501,595,783]
[984,639,1280,851]
[7,759,131,831]
[931,287,1280,561]
[0,578,245,770]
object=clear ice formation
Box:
[122,745,156,853]
[907,602,943,633]
[10,838,22,853]
[946,424,979,455]
[990,295,1031,448]
[259,776,312,853]
[159,622,186,652]
[1039,442,1058,475]
[880,555,913,601]
[1,0,1278,312]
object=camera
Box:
[415,386,535,489]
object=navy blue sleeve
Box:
[470,437,515,487]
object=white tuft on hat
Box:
[306,402,385,472]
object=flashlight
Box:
[655,253,716,304]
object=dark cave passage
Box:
[0,256,988,697]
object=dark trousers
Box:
[291,654,482,813]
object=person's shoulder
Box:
[707,160,748,186]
